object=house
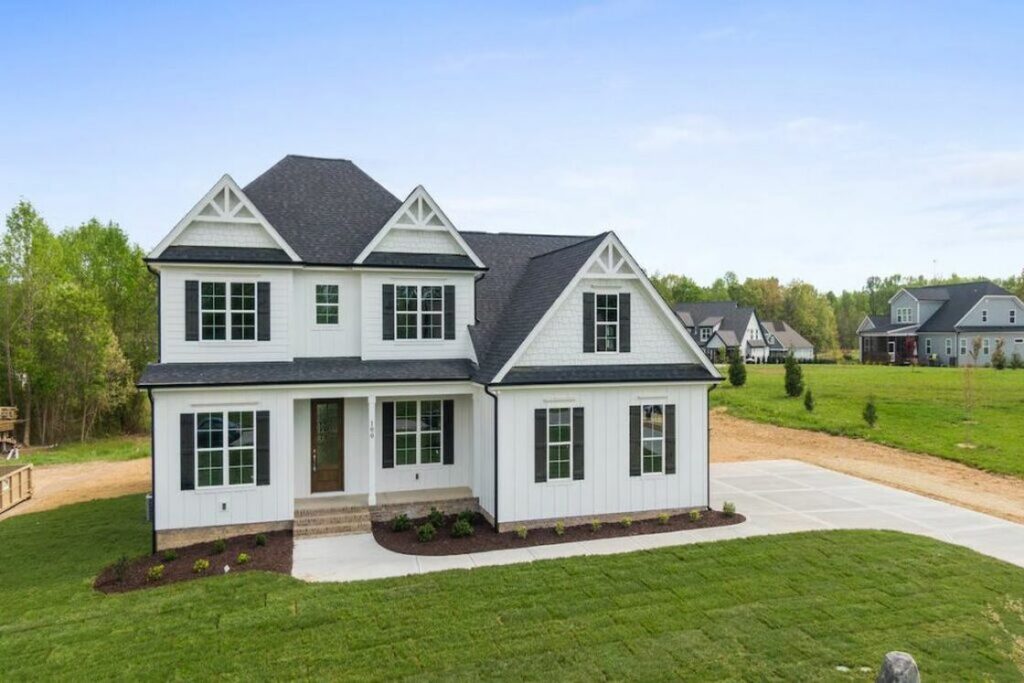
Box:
[761,321,815,362]
[139,155,722,550]
[673,302,768,363]
[858,281,1024,366]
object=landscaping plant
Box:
[553,521,566,536]
[689,510,702,522]
[255,533,267,547]
[146,565,164,582]
[803,388,814,412]
[161,549,178,562]
[427,507,444,527]
[515,525,528,539]
[863,396,878,428]
[657,512,670,526]
[722,502,736,517]
[237,553,250,565]
[417,523,436,542]
[590,519,602,532]
[784,353,804,397]
[458,509,477,525]
[727,349,747,387]
[1011,352,1024,370]
[113,555,130,583]
[620,516,633,528]
[450,519,474,538]
[193,558,210,574]
[992,339,1007,370]
[212,539,226,554]
[391,513,411,532]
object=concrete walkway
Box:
[292,459,1024,583]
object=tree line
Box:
[652,271,1024,353]
[1,201,156,445]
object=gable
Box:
[150,175,299,261]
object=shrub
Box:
[427,507,445,528]
[113,555,130,583]
[450,519,474,538]
[237,552,250,565]
[391,513,412,532]
[553,521,566,536]
[417,523,436,542]
[161,549,178,562]
[516,525,528,539]
[863,396,878,428]
[147,565,165,582]
[803,388,814,412]
[212,539,226,554]
[193,558,211,574]
[590,519,602,532]
[458,509,477,525]
[657,512,670,526]
[689,509,702,522]
[992,339,1007,370]
[620,516,633,528]
[254,533,267,547]
[722,501,736,517]
[727,349,747,387]
[1012,352,1024,370]
[784,354,804,397]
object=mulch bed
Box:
[94,530,293,594]
[372,509,746,556]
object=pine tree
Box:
[784,353,804,397]
[803,388,814,412]
[863,396,878,428]
[727,349,747,387]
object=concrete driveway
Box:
[292,460,1024,583]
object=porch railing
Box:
[0,464,32,515]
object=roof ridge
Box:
[528,231,610,260]
[282,154,355,163]
[461,229,599,239]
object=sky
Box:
[2,1,1023,292]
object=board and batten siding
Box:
[290,271,361,358]
[517,279,699,366]
[471,385,496,518]
[160,265,293,363]
[494,383,709,525]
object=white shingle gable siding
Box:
[376,228,466,255]
[176,221,281,249]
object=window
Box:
[196,410,256,487]
[699,327,711,342]
[395,285,444,340]
[595,293,619,352]
[945,338,952,356]
[393,400,443,465]
[925,338,932,355]
[981,310,988,323]
[641,404,665,474]
[1011,310,1017,325]
[983,338,991,355]
[200,281,258,341]
[546,408,572,480]
[315,284,339,325]
[960,338,967,356]
[895,307,913,324]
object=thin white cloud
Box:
[634,116,738,151]
[782,117,862,143]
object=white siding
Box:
[376,228,466,255]
[495,383,709,524]
[359,271,476,360]
[890,291,918,325]
[160,265,293,363]
[176,221,280,249]
[290,271,362,358]
[517,278,700,366]
[472,386,496,517]
[958,296,1024,328]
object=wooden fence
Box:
[0,464,32,515]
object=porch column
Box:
[367,395,377,506]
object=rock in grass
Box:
[876,652,919,683]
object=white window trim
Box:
[925,339,932,355]
[195,409,257,490]
[1011,310,1017,324]
[640,403,666,476]
[394,284,446,342]
[546,407,573,481]
[699,327,711,342]
[393,399,445,467]
[199,280,259,342]
[594,292,620,354]
[982,310,988,323]
[314,283,340,326]
[983,338,991,355]
[945,338,952,356]
[960,338,968,355]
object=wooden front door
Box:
[311,399,344,493]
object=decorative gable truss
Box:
[149,175,300,260]
[586,241,633,277]
[355,186,485,267]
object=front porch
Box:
[861,335,917,365]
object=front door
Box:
[311,399,344,493]
[887,340,896,363]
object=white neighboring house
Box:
[141,155,722,550]
[761,321,815,362]
[673,302,769,363]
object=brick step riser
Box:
[295,508,370,519]
[294,524,371,538]
[294,519,370,531]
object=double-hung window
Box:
[641,404,665,474]
[960,338,968,356]
[196,410,256,487]
[925,338,932,355]
[945,338,952,356]
[200,281,256,340]
[699,327,711,342]
[394,400,443,465]
[315,284,339,324]
[1011,310,1017,325]
[395,285,444,340]
[595,293,619,352]
[982,310,988,323]
[983,338,991,355]
[421,286,443,339]
[546,408,572,480]
[895,307,913,324]
[230,283,256,340]
[200,283,227,340]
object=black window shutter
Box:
[619,293,631,353]
[256,410,270,485]
[382,401,394,468]
[257,282,271,341]
[382,285,395,340]
[185,280,199,341]
[180,413,195,490]
[443,285,456,340]
[442,399,454,465]
[534,409,547,483]
[583,292,595,353]
[572,407,584,481]
[664,404,676,475]
[629,405,642,477]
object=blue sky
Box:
[2,1,1022,291]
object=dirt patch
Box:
[373,510,745,556]
[0,458,150,519]
[711,408,1024,524]
[94,530,293,594]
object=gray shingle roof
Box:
[761,321,814,350]
[153,245,293,264]
[361,252,481,270]
[912,281,1011,332]
[673,301,755,348]
[501,364,716,385]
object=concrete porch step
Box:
[294,520,372,538]
[295,507,371,521]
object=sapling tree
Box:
[803,388,814,412]
[727,349,746,387]
[863,396,878,428]
[784,353,804,397]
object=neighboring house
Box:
[139,155,722,550]
[673,302,768,363]
[761,321,815,362]
[858,281,1024,366]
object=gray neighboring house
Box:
[673,302,768,363]
[761,321,815,362]
[858,281,1024,366]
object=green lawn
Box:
[713,364,1024,477]
[16,433,148,466]
[2,496,1023,679]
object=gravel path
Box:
[0,457,150,519]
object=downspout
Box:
[147,388,156,554]
[484,384,499,530]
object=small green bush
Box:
[427,507,445,527]
[727,349,747,387]
[722,501,736,517]
[458,509,477,525]
[656,512,670,526]
[212,539,226,554]
[689,509,702,522]
[236,552,250,565]
[161,549,178,562]
[553,521,566,536]
[515,525,528,539]
[113,555,130,583]
[863,396,878,428]
[417,523,436,542]
[146,564,164,582]
[254,533,267,547]
[1011,352,1024,370]
[620,516,633,528]
[193,558,211,574]
[450,518,474,538]
[391,513,412,532]
[992,339,1007,370]
[803,388,814,412]
[590,519,602,532]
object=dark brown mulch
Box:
[372,510,746,556]
[94,530,293,594]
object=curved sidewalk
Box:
[293,459,1024,583]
